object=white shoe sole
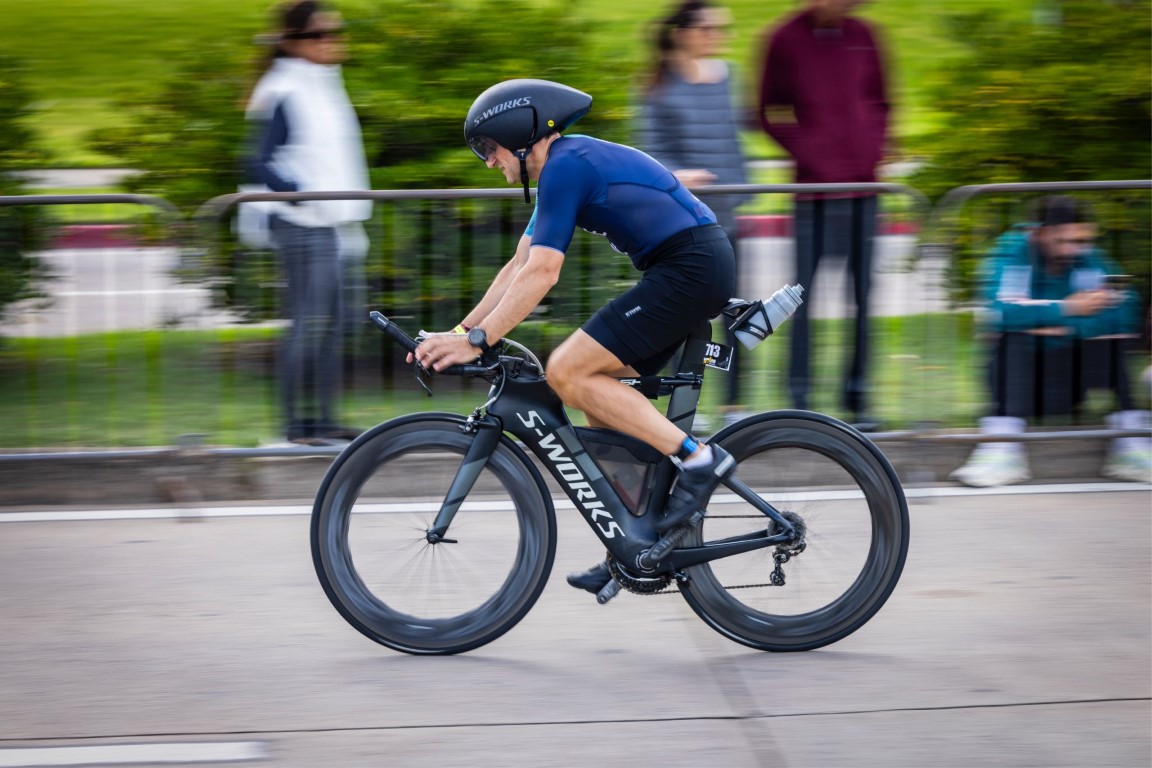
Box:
[949,467,1031,488]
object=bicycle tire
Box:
[678,410,909,652]
[311,414,557,655]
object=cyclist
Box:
[414,79,737,595]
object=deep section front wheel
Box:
[679,411,909,652]
[311,415,557,655]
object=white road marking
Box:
[0,483,1146,523]
[0,741,266,767]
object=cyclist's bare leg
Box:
[554,330,735,526]
[548,330,687,455]
[552,331,733,592]
[582,363,639,431]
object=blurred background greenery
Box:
[0,0,1148,447]
[0,0,1035,168]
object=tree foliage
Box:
[346,0,633,191]
[911,0,1150,195]
[0,56,49,324]
[87,46,252,214]
[85,0,637,331]
[88,0,634,210]
[910,0,1152,304]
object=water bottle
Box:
[732,284,805,350]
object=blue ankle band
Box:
[676,436,699,460]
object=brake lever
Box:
[413,362,434,397]
[412,330,434,397]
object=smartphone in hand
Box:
[1103,274,1133,291]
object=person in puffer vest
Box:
[242,0,371,446]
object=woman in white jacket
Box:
[243,0,370,445]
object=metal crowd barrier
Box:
[0,182,1147,464]
[920,179,1152,442]
[0,194,198,455]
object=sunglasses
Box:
[468,135,501,161]
[284,27,345,40]
[1054,237,1095,247]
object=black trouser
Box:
[270,216,345,436]
[989,333,1134,419]
[788,196,877,414]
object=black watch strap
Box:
[467,327,491,352]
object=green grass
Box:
[27,188,160,224]
[5,313,1141,450]
[0,325,511,448]
[0,0,1034,167]
[3,314,1144,449]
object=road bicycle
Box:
[311,290,910,655]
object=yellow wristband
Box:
[450,324,468,335]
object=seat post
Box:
[665,319,713,432]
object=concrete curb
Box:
[0,433,1126,508]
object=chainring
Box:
[608,558,672,595]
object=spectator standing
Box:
[242,0,371,445]
[757,0,889,428]
[950,197,1149,487]
[637,0,749,427]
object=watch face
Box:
[467,328,487,348]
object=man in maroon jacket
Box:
[758,0,890,429]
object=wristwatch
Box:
[466,326,492,353]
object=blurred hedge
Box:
[0,56,49,323]
[86,0,635,328]
[909,0,1152,305]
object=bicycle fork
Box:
[423,417,503,544]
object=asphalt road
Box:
[0,487,1149,768]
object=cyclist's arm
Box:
[460,234,532,329]
[472,245,564,341]
[413,242,562,371]
[463,152,585,338]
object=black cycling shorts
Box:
[583,224,735,376]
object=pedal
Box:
[596,578,622,605]
[637,511,703,571]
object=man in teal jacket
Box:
[951,196,1149,486]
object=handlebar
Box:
[369,311,496,378]
[370,311,419,353]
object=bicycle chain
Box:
[626,511,808,596]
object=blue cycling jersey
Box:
[523,135,717,270]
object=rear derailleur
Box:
[769,510,807,587]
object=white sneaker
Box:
[950,448,1031,488]
[1102,450,1152,484]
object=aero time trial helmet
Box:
[464,79,592,162]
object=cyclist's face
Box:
[489,144,552,184]
[484,143,521,185]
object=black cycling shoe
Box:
[656,444,737,534]
[566,560,612,594]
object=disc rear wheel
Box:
[679,411,909,652]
